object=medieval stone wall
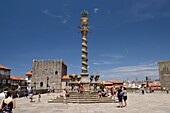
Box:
[31,59,67,92]
[158,60,170,89]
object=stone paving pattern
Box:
[13,92,170,113]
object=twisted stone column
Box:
[80,11,89,83]
[80,11,89,75]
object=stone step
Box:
[69,97,98,99]
[69,98,99,100]
[70,101,100,103]
[70,95,98,96]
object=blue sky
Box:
[1,0,170,81]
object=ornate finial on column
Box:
[90,73,94,82]
[95,72,100,82]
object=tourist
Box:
[151,87,155,93]
[47,87,50,95]
[110,88,113,99]
[98,90,102,97]
[63,88,68,105]
[16,84,21,98]
[28,87,34,102]
[163,87,166,92]
[0,90,16,113]
[101,88,107,97]
[141,86,145,95]
[38,93,41,102]
[0,91,7,113]
[23,88,28,98]
[117,86,123,108]
[113,86,117,100]
[80,84,85,93]
[122,87,127,107]
[166,88,169,94]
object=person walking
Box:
[0,90,16,113]
[28,87,33,102]
[141,86,145,95]
[123,87,127,107]
[38,93,41,102]
[117,86,123,108]
[16,84,21,98]
[63,88,68,105]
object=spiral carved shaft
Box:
[80,11,89,74]
[81,34,88,73]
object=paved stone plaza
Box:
[13,92,170,113]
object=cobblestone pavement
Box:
[13,92,170,113]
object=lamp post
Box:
[33,82,36,89]
[47,76,49,89]
[146,76,149,93]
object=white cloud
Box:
[70,64,81,68]
[100,63,159,80]
[42,10,63,18]
[100,54,124,59]
[92,60,120,65]
[94,8,99,13]
[42,10,71,24]
[62,19,68,24]
[92,54,123,65]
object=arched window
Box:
[55,71,58,75]
[40,82,43,87]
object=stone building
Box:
[0,64,11,87]
[31,59,67,92]
[157,60,170,89]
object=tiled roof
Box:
[149,83,161,87]
[142,82,161,87]
[0,64,11,70]
[10,76,26,81]
[103,81,113,85]
[62,75,71,80]
[113,80,123,84]
[105,86,113,89]
[25,71,32,76]
[69,74,78,76]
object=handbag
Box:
[66,93,70,97]
[1,100,12,113]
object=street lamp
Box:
[47,77,49,88]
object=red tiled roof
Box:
[0,64,11,70]
[25,71,32,76]
[62,75,70,80]
[10,76,26,81]
[113,80,123,84]
[149,83,161,87]
[142,83,161,87]
[69,74,78,76]
[103,81,113,85]
[105,86,113,89]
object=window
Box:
[2,80,6,84]
[55,71,58,75]
[66,82,69,86]
[40,82,43,87]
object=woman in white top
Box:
[63,88,68,105]
[123,87,127,107]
